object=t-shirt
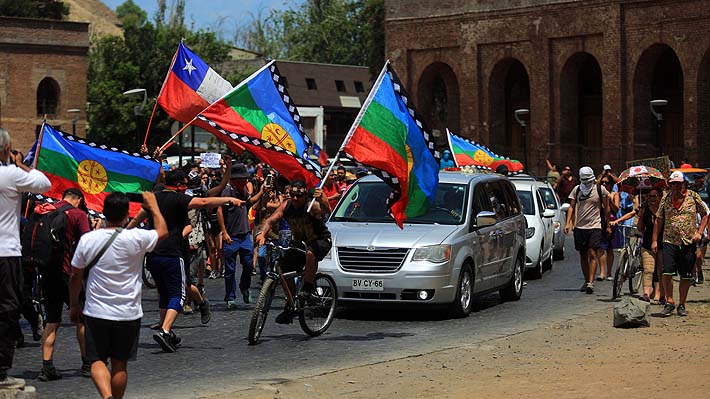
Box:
[72,228,158,321]
[557,176,577,201]
[54,200,91,276]
[657,190,708,246]
[0,166,51,257]
[221,184,250,236]
[150,190,192,257]
[569,184,609,230]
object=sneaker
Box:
[585,283,594,294]
[199,299,211,324]
[606,276,614,281]
[226,300,237,310]
[183,304,193,315]
[153,330,177,353]
[638,294,650,302]
[596,276,604,281]
[0,376,26,389]
[275,309,294,324]
[38,365,62,381]
[580,282,587,292]
[208,271,217,279]
[659,296,667,305]
[660,302,676,317]
[242,289,252,304]
[15,333,24,348]
[80,361,91,378]
[168,330,182,347]
[697,270,704,284]
[677,304,688,317]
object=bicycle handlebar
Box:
[264,240,308,254]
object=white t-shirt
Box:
[72,228,158,321]
[0,165,51,257]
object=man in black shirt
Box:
[128,170,244,353]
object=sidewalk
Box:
[209,265,710,399]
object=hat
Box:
[668,171,685,183]
[63,187,84,199]
[230,163,250,179]
[579,166,595,183]
[603,164,612,171]
[563,165,572,171]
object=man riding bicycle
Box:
[254,180,331,324]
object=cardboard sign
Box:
[626,156,670,177]
[200,153,221,169]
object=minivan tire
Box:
[500,256,524,301]
[449,263,473,318]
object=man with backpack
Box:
[34,188,92,381]
[564,166,611,294]
[0,128,51,390]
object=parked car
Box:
[319,171,526,317]
[536,183,566,260]
[511,179,555,279]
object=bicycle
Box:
[612,225,643,299]
[248,240,337,345]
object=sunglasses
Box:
[647,194,659,198]
[289,191,305,198]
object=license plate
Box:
[351,278,384,291]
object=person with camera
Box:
[253,170,282,283]
[255,180,332,324]
[217,163,266,309]
[127,168,244,353]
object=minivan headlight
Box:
[525,227,535,239]
[412,245,451,263]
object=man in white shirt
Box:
[69,192,167,399]
[0,128,51,390]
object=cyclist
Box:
[254,180,332,324]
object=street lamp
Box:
[123,88,148,147]
[67,108,80,135]
[650,99,668,156]
[514,108,530,172]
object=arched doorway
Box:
[633,44,684,161]
[417,62,460,143]
[36,77,60,116]
[488,58,530,163]
[698,49,710,160]
[559,52,603,168]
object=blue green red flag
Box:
[446,129,524,173]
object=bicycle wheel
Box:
[142,256,156,289]
[628,253,643,294]
[612,251,628,299]
[248,276,277,345]
[299,273,337,337]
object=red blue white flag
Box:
[157,41,232,124]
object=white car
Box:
[512,180,555,278]
[537,183,566,260]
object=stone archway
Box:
[417,62,460,142]
[559,52,603,168]
[698,49,710,161]
[633,44,684,161]
[488,58,530,162]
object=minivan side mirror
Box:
[475,211,497,228]
[542,209,555,218]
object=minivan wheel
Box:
[450,263,473,318]
[500,256,523,301]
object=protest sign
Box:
[200,152,221,168]
[626,155,670,177]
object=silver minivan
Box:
[318,171,526,317]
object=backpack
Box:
[21,202,74,270]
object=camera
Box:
[126,192,144,203]
[265,174,274,189]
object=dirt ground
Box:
[209,266,710,399]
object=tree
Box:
[0,0,69,20]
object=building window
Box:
[306,78,317,90]
[354,81,365,93]
[281,76,289,88]
[335,80,346,92]
[37,77,60,116]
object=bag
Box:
[613,297,650,328]
[79,228,122,307]
[21,202,74,271]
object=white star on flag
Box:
[183,58,196,75]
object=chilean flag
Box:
[157,41,233,124]
[312,143,329,166]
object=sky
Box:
[101,0,303,44]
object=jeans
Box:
[256,245,277,282]
[222,233,254,302]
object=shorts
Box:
[573,228,601,251]
[662,243,696,280]
[308,238,332,262]
[185,249,205,286]
[146,255,186,312]
[84,316,140,362]
[42,272,69,324]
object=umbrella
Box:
[617,165,666,194]
[671,167,708,174]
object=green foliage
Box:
[0,0,69,20]
[87,0,230,152]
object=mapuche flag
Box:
[35,124,160,214]
[157,41,233,124]
[342,61,440,228]
[446,129,524,173]
[195,61,321,187]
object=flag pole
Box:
[142,99,159,147]
[157,117,196,155]
[445,128,458,168]
[33,121,47,170]
[306,61,391,212]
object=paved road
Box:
[13,238,617,398]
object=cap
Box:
[63,187,84,199]
[603,164,612,171]
[579,166,595,182]
[563,165,572,171]
[668,171,685,183]
[230,163,250,179]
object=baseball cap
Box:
[603,164,611,171]
[579,166,595,183]
[668,171,685,183]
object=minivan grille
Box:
[337,247,409,273]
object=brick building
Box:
[385,0,710,174]
[0,16,89,152]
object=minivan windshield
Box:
[516,190,535,215]
[331,181,467,225]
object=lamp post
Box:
[650,99,668,156]
[123,88,148,147]
[67,108,80,135]
[514,108,530,172]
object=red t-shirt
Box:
[55,200,91,275]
